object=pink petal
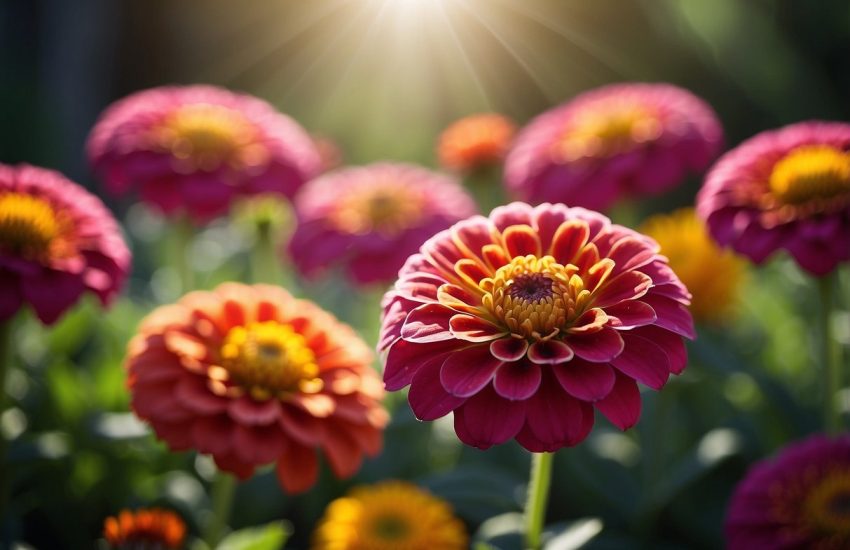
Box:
[408,356,467,420]
[605,301,657,329]
[401,303,454,343]
[228,398,282,426]
[493,360,542,400]
[449,314,508,342]
[503,225,542,258]
[611,333,671,390]
[592,271,652,308]
[489,337,529,362]
[384,338,459,391]
[568,327,624,363]
[608,237,657,275]
[567,308,609,334]
[634,325,688,374]
[527,340,574,365]
[440,345,503,397]
[550,220,590,265]
[640,294,696,339]
[595,372,641,430]
[516,372,593,451]
[453,385,526,449]
[553,359,616,401]
[451,217,498,261]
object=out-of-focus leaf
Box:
[421,466,523,523]
[473,512,524,550]
[543,518,603,550]
[216,521,290,550]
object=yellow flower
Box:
[312,481,468,550]
[641,208,746,324]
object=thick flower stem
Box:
[0,319,11,521]
[819,272,842,434]
[204,471,237,547]
[525,451,554,550]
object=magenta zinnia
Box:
[87,85,320,224]
[505,83,722,211]
[379,202,694,451]
[0,164,130,324]
[726,435,850,549]
[698,121,850,276]
[289,163,477,286]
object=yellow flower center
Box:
[481,255,595,340]
[155,104,267,172]
[219,321,322,401]
[802,471,850,538]
[557,104,662,160]
[332,187,424,236]
[769,145,850,206]
[0,193,60,259]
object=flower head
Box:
[438,113,516,173]
[697,121,850,276]
[87,85,320,224]
[379,202,694,452]
[289,163,477,285]
[505,83,723,211]
[126,283,387,493]
[726,435,850,549]
[103,508,186,549]
[640,208,746,324]
[312,480,468,550]
[0,164,130,324]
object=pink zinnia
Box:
[726,435,850,549]
[0,164,130,324]
[697,121,850,276]
[378,202,694,452]
[289,163,477,286]
[87,85,320,224]
[505,83,723,211]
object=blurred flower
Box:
[87,85,320,224]
[379,202,693,452]
[231,193,294,236]
[640,208,745,324]
[698,121,850,276]
[505,83,722,211]
[0,164,130,325]
[126,283,387,493]
[312,133,344,174]
[726,435,850,549]
[103,508,186,549]
[289,163,476,285]
[438,113,516,173]
[312,480,467,550]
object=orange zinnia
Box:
[438,113,516,174]
[103,508,186,549]
[126,283,387,493]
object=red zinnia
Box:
[126,283,387,493]
[698,121,850,276]
[289,163,477,286]
[87,85,320,224]
[379,202,694,451]
[0,164,130,324]
[505,83,722,211]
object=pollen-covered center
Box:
[481,255,591,340]
[0,193,60,259]
[155,103,267,172]
[557,103,662,161]
[332,186,424,236]
[769,145,850,206]
[219,321,322,401]
[371,514,411,541]
[801,471,850,538]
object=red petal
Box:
[214,452,255,480]
[322,428,363,479]
[640,294,696,339]
[527,340,574,365]
[633,325,688,374]
[567,308,609,334]
[550,220,590,265]
[451,217,499,261]
[401,303,454,343]
[568,327,624,363]
[592,271,652,308]
[449,314,508,342]
[503,225,542,258]
[595,372,641,430]
[453,385,526,449]
[383,338,459,391]
[275,443,319,494]
[440,345,503,397]
[279,405,325,446]
[191,414,235,455]
[455,259,491,287]
[228,398,282,426]
[482,244,510,272]
[493,361,542,400]
[234,424,285,464]
[583,259,615,292]
[408,356,467,420]
[437,284,482,314]
[611,333,671,390]
[516,372,593,451]
[608,237,657,275]
[489,337,529,362]
[288,393,335,417]
[553,359,616,401]
[605,301,657,329]
[175,377,228,415]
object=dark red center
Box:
[508,273,553,301]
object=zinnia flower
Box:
[126,283,387,493]
[726,435,850,549]
[312,480,468,550]
[289,163,477,285]
[697,121,850,276]
[438,113,516,173]
[640,208,746,324]
[505,83,723,211]
[0,164,130,324]
[87,85,320,224]
[379,202,694,452]
[103,508,186,549]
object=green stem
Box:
[524,452,554,550]
[820,272,842,434]
[204,471,237,547]
[250,222,280,285]
[174,217,195,293]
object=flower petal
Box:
[611,333,671,390]
[550,220,590,265]
[228,398,282,426]
[400,303,454,343]
[595,371,641,430]
[489,337,529,362]
[453,385,526,449]
[527,340,574,365]
[568,327,624,363]
[383,338,459,391]
[493,360,542,400]
[553,359,616,401]
[604,300,657,329]
[503,225,542,258]
[592,271,652,308]
[275,443,319,494]
[516,372,593,451]
[449,314,508,342]
[408,356,467,420]
[640,294,696,339]
[440,345,503,397]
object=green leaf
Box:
[217,522,291,550]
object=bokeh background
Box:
[2,0,850,548]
